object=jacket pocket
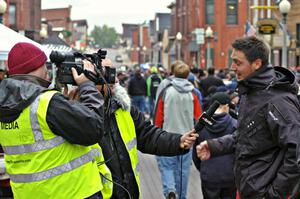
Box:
[243,119,274,155]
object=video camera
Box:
[50,49,116,85]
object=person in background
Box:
[0,69,6,83]
[117,70,128,88]
[196,36,300,199]
[127,66,147,113]
[154,61,202,199]
[187,72,203,106]
[200,67,225,97]
[154,60,181,105]
[193,92,236,199]
[0,42,105,199]
[146,66,162,118]
[155,60,203,107]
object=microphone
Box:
[194,101,220,134]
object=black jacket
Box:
[0,75,104,146]
[200,75,225,97]
[99,99,188,199]
[127,74,147,96]
[207,66,300,199]
[298,133,300,168]
[193,112,236,188]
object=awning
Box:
[0,24,50,61]
[41,34,73,53]
[42,44,73,53]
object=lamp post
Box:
[142,46,147,63]
[176,32,182,60]
[136,46,141,66]
[205,26,214,69]
[279,0,291,68]
[0,0,7,24]
[158,42,162,63]
[40,28,47,40]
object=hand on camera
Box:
[63,85,79,101]
[71,60,95,85]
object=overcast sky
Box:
[42,0,173,33]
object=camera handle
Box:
[83,69,99,84]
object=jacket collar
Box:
[237,65,275,95]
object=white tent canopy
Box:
[0,24,50,61]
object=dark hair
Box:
[207,67,215,75]
[232,36,269,66]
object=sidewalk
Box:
[139,152,203,199]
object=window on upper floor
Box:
[205,0,214,24]
[227,0,238,25]
[9,4,16,27]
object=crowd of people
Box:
[0,36,299,199]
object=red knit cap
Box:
[8,42,47,75]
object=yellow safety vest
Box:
[115,108,141,197]
[0,91,102,199]
[91,144,113,199]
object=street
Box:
[139,152,203,199]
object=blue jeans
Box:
[148,96,155,117]
[131,95,146,113]
[156,150,192,199]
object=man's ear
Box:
[252,59,262,70]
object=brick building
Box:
[130,25,151,65]
[248,0,300,67]
[3,0,42,41]
[72,19,88,50]
[41,6,73,44]
[171,0,248,69]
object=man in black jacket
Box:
[96,59,198,199]
[196,36,300,199]
[127,66,147,113]
[199,67,224,97]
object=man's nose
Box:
[230,63,236,71]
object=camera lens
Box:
[50,51,66,63]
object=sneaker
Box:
[167,191,176,199]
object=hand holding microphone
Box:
[194,101,220,160]
[194,101,220,134]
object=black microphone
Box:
[194,101,220,134]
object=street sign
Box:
[257,19,277,34]
[250,5,278,10]
[194,28,205,45]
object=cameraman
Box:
[0,42,105,199]
[95,59,198,199]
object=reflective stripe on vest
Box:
[3,136,65,155]
[9,148,100,183]
[92,144,113,199]
[3,94,66,155]
[101,173,109,184]
[115,109,141,197]
[127,138,137,151]
[31,94,44,141]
